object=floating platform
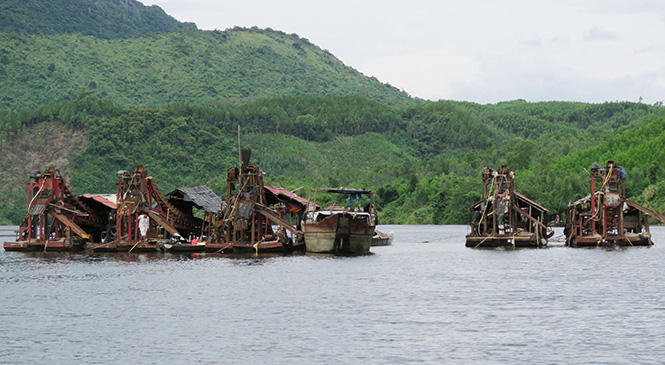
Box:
[86,239,206,253]
[465,231,546,248]
[4,239,79,252]
[565,161,663,248]
[466,166,552,249]
[568,232,652,247]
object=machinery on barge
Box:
[206,149,306,253]
[565,160,665,247]
[4,166,219,253]
[3,157,309,254]
[4,166,112,252]
[466,165,553,248]
[87,165,214,253]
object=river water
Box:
[1,225,664,364]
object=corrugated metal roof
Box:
[168,186,222,213]
[80,194,118,209]
[265,186,318,208]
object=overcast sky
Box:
[141,0,665,105]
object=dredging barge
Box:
[3,165,216,253]
[565,160,665,247]
[206,150,311,253]
[3,166,112,252]
[4,157,311,254]
[466,166,553,248]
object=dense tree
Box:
[0,29,416,111]
[0,0,195,39]
[2,94,664,225]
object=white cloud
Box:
[360,50,481,101]
[583,27,619,41]
[141,0,665,104]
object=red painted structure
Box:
[4,167,110,252]
[565,160,665,247]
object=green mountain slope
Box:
[0,28,415,111]
[516,116,665,214]
[1,95,663,225]
[0,0,195,39]
[1,0,664,226]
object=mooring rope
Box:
[212,244,234,254]
[128,240,142,253]
[474,235,492,248]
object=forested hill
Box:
[0,28,415,110]
[2,0,665,227]
[0,0,414,109]
[1,95,664,225]
[0,0,195,39]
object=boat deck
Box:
[569,233,652,247]
[466,232,546,248]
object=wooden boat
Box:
[466,165,553,248]
[565,161,665,247]
[372,230,394,246]
[302,188,376,254]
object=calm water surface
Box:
[1,225,664,364]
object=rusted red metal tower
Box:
[4,166,107,251]
[566,160,665,247]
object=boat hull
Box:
[303,213,372,254]
[4,240,82,252]
[371,231,394,246]
[371,237,393,246]
[466,232,546,248]
[568,232,653,247]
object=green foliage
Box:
[72,107,238,195]
[0,0,195,39]
[2,92,665,225]
[524,116,665,215]
[0,29,416,111]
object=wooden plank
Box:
[625,199,665,224]
[255,205,300,235]
[510,205,553,234]
[51,212,90,240]
[147,210,179,236]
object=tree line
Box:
[1,93,664,225]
